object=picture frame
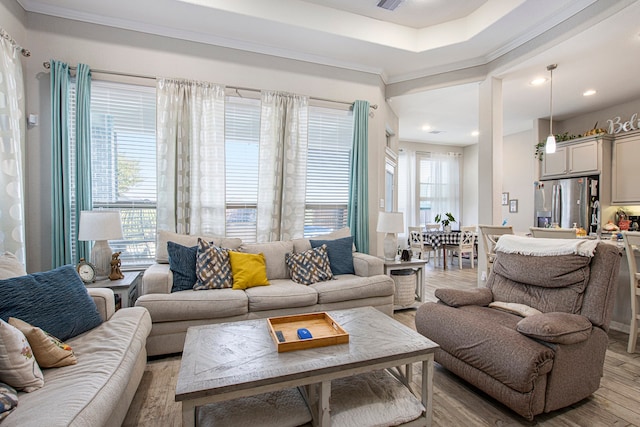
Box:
[501,192,509,206]
[509,199,518,213]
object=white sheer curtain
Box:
[156,78,226,236]
[419,151,460,225]
[0,32,25,262]
[398,149,417,245]
[257,91,308,242]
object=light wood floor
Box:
[123,257,640,426]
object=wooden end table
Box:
[85,270,141,309]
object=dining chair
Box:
[424,223,442,265]
[622,231,640,353]
[529,227,577,239]
[478,225,514,277]
[408,226,428,261]
[450,225,476,269]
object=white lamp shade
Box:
[376,212,404,234]
[545,134,556,154]
[78,210,124,241]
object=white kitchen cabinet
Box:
[612,131,640,203]
[541,135,610,179]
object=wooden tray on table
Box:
[267,312,349,353]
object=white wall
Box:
[501,130,536,233]
[0,0,26,42]
[462,144,478,227]
[23,12,391,272]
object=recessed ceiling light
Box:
[421,124,431,131]
[583,89,597,97]
[471,130,479,137]
[530,77,547,86]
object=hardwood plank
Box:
[124,262,640,426]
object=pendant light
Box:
[545,64,557,154]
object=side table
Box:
[85,271,142,309]
[382,258,427,310]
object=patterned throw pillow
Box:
[194,238,233,290]
[8,317,77,368]
[0,382,18,421]
[286,245,334,285]
[0,319,44,392]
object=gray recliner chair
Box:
[415,236,621,420]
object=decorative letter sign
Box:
[607,113,640,134]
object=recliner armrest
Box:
[434,287,493,307]
[352,252,384,277]
[516,312,592,345]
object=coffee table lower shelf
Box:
[175,307,438,427]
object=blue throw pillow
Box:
[0,265,102,341]
[309,236,355,275]
[167,241,198,292]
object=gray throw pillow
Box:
[516,312,592,344]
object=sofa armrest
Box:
[434,288,493,307]
[352,252,384,277]
[141,263,173,295]
[88,288,116,321]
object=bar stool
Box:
[622,231,640,353]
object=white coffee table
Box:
[175,306,438,426]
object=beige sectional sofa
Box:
[3,288,152,427]
[136,229,395,356]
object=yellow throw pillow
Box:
[8,318,77,368]
[228,251,270,290]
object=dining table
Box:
[422,230,478,270]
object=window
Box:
[225,96,260,242]
[304,106,353,237]
[222,100,353,241]
[70,80,157,266]
[417,152,460,225]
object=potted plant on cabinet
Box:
[435,213,456,232]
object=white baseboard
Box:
[609,321,630,334]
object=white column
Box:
[477,76,503,285]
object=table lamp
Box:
[78,210,123,280]
[376,212,404,261]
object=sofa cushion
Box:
[0,382,18,421]
[517,312,592,344]
[8,317,77,368]
[245,280,318,312]
[156,230,242,263]
[229,251,270,290]
[3,307,151,427]
[167,242,198,292]
[285,245,333,285]
[311,274,394,304]
[310,236,355,275]
[0,252,26,280]
[0,265,103,341]
[195,239,233,290]
[241,241,293,280]
[0,319,44,392]
[136,289,248,322]
[435,288,493,307]
[416,303,554,394]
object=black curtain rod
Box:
[42,61,378,110]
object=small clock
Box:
[76,258,96,283]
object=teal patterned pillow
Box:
[0,382,18,420]
[194,238,233,290]
[286,244,333,285]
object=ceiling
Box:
[17,0,640,145]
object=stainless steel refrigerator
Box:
[534,176,599,232]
